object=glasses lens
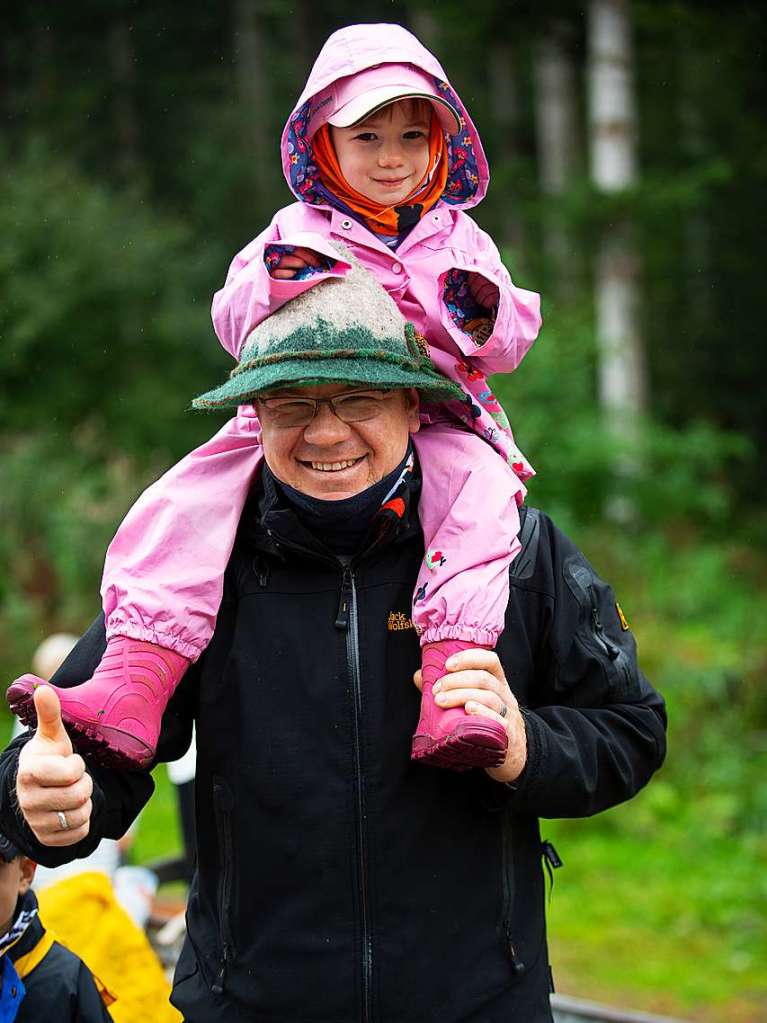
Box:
[332,393,387,422]
[261,398,316,427]
[260,391,388,427]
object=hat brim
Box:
[192,355,464,410]
[327,86,461,135]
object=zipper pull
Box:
[592,607,619,660]
[212,943,229,995]
[503,924,526,975]
[335,567,352,630]
[541,840,563,870]
[541,840,563,901]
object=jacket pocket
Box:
[499,815,527,978]
[562,554,640,701]
[212,775,237,995]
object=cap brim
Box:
[192,357,464,411]
[327,86,461,135]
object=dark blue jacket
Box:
[0,892,112,1022]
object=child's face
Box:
[0,856,35,936]
[330,100,431,207]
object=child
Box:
[0,835,113,1021]
[8,23,541,772]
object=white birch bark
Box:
[533,23,579,299]
[233,0,270,203]
[588,0,647,434]
[490,43,527,258]
[409,9,439,51]
[109,16,142,184]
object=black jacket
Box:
[3,892,112,1022]
[0,479,666,1023]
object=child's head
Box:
[0,837,35,936]
[312,62,461,209]
[283,27,488,223]
[329,98,433,207]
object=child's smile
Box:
[330,100,431,207]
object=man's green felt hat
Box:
[192,246,464,409]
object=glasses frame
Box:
[256,388,393,428]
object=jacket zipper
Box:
[336,563,373,1022]
[589,585,620,662]
[588,585,636,694]
[501,815,526,977]
[212,778,236,996]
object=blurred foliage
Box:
[0,1,765,1017]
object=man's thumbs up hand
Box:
[16,686,93,847]
[32,685,74,755]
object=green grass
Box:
[129,765,183,867]
[545,803,767,1022]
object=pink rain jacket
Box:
[102,24,542,659]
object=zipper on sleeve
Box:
[589,586,619,661]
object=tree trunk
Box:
[533,22,579,301]
[109,14,142,185]
[489,43,527,259]
[588,0,646,434]
[409,9,439,51]
[233,0,271,210]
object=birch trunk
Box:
[409,9,439,51]
[533,23,579,301]
[490,43,527,258]
[109,15,142,184]
[588,0,647,438]
[233,0,270,207]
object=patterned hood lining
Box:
[280,24,489,214]
[284,75,482,216]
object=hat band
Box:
[230,345,429,381]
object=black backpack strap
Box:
[510,506,541,581]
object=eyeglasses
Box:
[257,389,394,428]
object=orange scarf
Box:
[312,118,448,236]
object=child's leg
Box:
[102,404,263,660]
[410,422,524,770]
[7,407,263,769]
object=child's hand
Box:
[467,272,499,311]
[270,246,324,280]
[15,686,93,847]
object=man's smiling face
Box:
[257,383,420,501]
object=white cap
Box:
[320,64,461,136]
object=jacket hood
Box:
[281,23,489,214]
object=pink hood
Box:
[280,23,490,214]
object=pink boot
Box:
[6,636,189,770]
[411,640,508,770]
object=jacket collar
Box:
[242,455,422,562]
[1,891,42,965]
[327,204,452,257]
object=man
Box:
[0,260,666,1022]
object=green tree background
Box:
[1,2,765,1019]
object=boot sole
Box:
[8,685,153,772]
[411,720,507,771]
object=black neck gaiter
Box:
[267,443,413,556]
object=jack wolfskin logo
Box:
[388,611,414,632]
